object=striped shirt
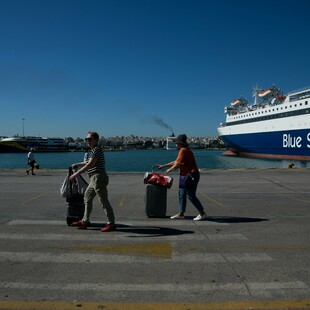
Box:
[87,147,106,175]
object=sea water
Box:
[1,149,309,172]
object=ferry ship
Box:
[0,136,69,153]
[166,133,177,150]
[217,85,310,161]
[166,136,177,150]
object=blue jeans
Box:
[179,171,204,214]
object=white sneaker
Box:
[193,214,207,221]
[170,213,185,219]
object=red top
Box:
[175,147,199,176]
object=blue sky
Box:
[0,0,309,139]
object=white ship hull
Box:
[217,86,310,160]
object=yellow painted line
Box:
[22,192,49,205]
[201,192,223,206]
[118,194,125,207]
[65,242,172,259]
[278,193,310,204]
[0,300,310,310]
[255,245,310,251]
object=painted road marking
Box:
[22,192,50,205]
[0,232,247,241]
[278,192,310,204]
[118,194,126,207]
[201,192,224,206]
[66,242,173,259]
[6,220,65,225]
[6,219,229,226]
[0,251,272,263]
[0,281,307,292]
[208,233,247,241]
[0,300,310,310]
[256,245,310,251]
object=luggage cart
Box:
[66,194,85,226]
[62,167,88,225]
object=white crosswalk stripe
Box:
[0,251,273,263]
[0,281,307,292]
[0,232,247,241]
[6,219,229,226]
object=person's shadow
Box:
[88,223,194,238]
[190,216,269,223]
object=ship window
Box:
[226,106,310,127]
[306,101,308,105]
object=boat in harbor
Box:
[217,85,310,160]
[166,136,177,150]
[0,136,69,153]
[166,133,177,150]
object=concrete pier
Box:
[0,168,309,309]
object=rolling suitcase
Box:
[145,183,167,217]
[144,165,173,218]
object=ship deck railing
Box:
[287,86,310,95]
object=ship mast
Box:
[253,84,260,106]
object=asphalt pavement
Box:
[0,168,309,310]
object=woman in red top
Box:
[158,134,207,221]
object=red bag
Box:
[144,166,173,189]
